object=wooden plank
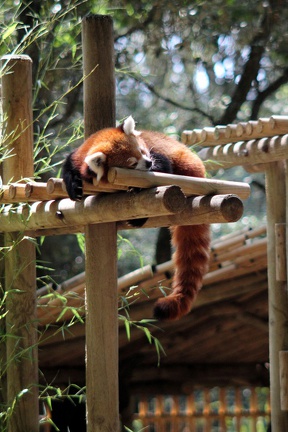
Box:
[266,161,288,430]
[2,55,38,432]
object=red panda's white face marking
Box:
[85,152,106,183]
[135,153,152,170]
[83,117,152,182]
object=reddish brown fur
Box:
[141,131,211,320]
[72,127,146,182]
[71,125,210,320]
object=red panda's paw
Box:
[84,152,106,183]
[153,294,192,321]
[62,152,84,201]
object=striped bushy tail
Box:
[153,224,211,320]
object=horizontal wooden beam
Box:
[27,193,244,237]
[0,185,186,233]
[0,167,250,204]
[199,134,288,170]
[118,193,244,230]
[128,363,270,391]
[107,167,250,200]
[39,363,270,390]
[182,115,288,147]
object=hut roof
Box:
[38,225,269,392]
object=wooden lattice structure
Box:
[182,118,288,431]
[133,388,270,432]
[1,13,288,432]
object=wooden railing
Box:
[132,387,270,432]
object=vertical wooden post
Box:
[82,15,119,431]
[275,223,287,281]
[1,55,38,431]
[279,351,288,411]
[266,161,288,431]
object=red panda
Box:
[62,116,210,320]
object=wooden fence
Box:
[132,387,270,432]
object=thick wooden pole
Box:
[266,161,288,431]
[1,55,38,431]
[82,15,119,431]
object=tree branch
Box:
[218,9,274,125]
[130,76,215,124]
[251,68,288,119]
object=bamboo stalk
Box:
[107,167,250,199]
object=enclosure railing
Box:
[132,387,270,432]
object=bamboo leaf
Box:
[2,23,18,41]
[124,319,131,341]
[143,327,152,344]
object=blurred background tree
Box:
[1,0,287,284]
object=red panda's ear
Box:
[120,116,141,137]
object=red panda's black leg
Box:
[150,151,173,174]
[62,152,83,201]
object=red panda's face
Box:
[83,117,152,182]
[107,134,152,170]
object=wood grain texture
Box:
[2,55,38,432]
